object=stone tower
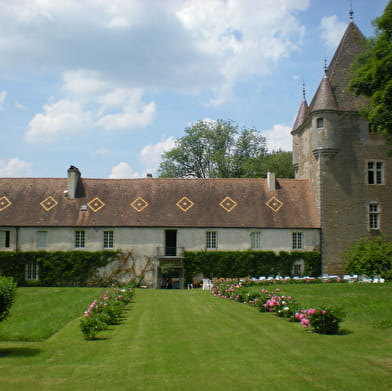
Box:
[292,21,392,275]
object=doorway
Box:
[165,230,177,256]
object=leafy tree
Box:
[350,2,392,141]
[344,236,392,278]
[159,119,294,178]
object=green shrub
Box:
[184,250,321,282]
[344,236,392,279]
[295,307,345,334]
[0,251,119,286]
[0,276,17,321]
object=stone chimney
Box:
[267,171,276,192]
[67,165,81,199]
[146,173,153,178]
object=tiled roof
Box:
[292,98,309,131]
[0,177,320,229]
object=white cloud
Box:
[26,72,156,142]
[0,0,310,104]
[0,90,7,109]
[96,88,156,130]
[139,136,176,173]
[108,162,140,179]
[0,157,32,177]
[321,15,347,51]
[25,99,94,143]
[263,124,292,152]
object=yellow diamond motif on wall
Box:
[40,196,58,212]
[219,197,238,213]
[266,196,283,212]
[88,197,105,212]
[0,196,12,212]
[176,196,194,212]
[130,197,149,212]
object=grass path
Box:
[0,288,391,390]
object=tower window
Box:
[367,161,384,185]
[369,203,380,230]
[316,118,324,129]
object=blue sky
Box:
[0,0,389,178]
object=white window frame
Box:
[292,232,303,250]
[206,231,217,249]
[250,231,262,249]
[36,231,48,249]
[367,161,384,185]
[75,231,85,248]
[0,230,10,248]
[25,263,39,281]
[369,203,380,230]
[103,231,114,249]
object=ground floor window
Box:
[103,231,114,249]
[36,230,48,249]
[0,230,10,248]
[206,231,217,249]
[292,232,303,250]
[75,231,85,248]
[250,231,262,249]
[25,263,39,281]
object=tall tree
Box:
[350,2,392,141]
[159,119,294,178]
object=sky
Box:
[0,0,389,179]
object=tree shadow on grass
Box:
[0,347,42,358]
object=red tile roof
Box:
[0,177,319,229]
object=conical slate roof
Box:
[292,98,309,131]
[309,74,338,112]
[326,21,369,111]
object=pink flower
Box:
[275,289,281,292]
[301,318,310,328]
[307,308,316,316]
[321,310,327,315]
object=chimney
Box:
[146,173,153,178]
[67,165,81,199]
[267,171,276,192]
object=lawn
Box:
[0,284,391,391]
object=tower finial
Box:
[349,1,354,21]
[324,58,328,74]
[302,81,306,100]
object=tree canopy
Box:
[158,119,294,178]
[350,2,392,141]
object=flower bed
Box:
[80,286,135,340]
[211,281,344,334]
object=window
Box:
[250,232,262,249]
[369,203,380,230]
[36,231,48,249]
[206,231,217,249]
[316,118,324,129]
[25,263,39,281]
[103,231,114,249]
[368,161,384,185]
[75,231,85,248]
[0,230,10,248]
[293,264,302,276]
[292,232,303,250]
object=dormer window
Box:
[316,118,324,129]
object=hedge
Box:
[183,250,321,282]
[0,251,119,286]
[0,276,17,321]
